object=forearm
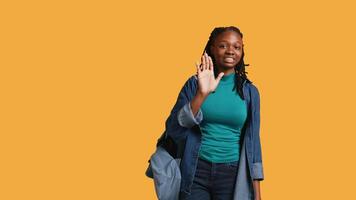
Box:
[253,180,261,200]
[190,92,208,116]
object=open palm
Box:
[196,52,224,96]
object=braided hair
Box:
[203,26,252,100]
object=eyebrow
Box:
[218,40,242,44]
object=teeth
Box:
[224,58,234,62]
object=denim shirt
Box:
[164,75,264,200]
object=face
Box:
[210,31,243,71]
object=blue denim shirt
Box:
[164,75,264,200]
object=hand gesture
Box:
[195,52,224,96]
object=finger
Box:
[201,53,206,70]
[206,54,211,70]
[199,62,203,72]
[216,72,225,83]
[204,52,209,70]
[195,61,201,74]
[208,56,213,70]
[210,56,214,73]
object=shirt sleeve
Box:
[177,102,203,128]
[165,76,198,142]
[250,84,264,181]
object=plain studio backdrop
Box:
[1,0,356,199]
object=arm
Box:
[251,84,264,180]
[251,85,264,200]
[177,91,207,128]
[253,180,261,200]
[165,78,194,143]
[167,52,224,141]
[177,52,224,129]
[190,92,208,117]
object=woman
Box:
[164,26,264,200]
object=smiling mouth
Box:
[223,57,235,63]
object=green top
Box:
[198,72,248,163]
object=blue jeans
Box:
[179,157,239,200]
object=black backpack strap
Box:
[155,131,178,158]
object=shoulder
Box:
[188,74,198,83]
[248,82,259,92]
[182,74,198,87]
[246,82,260,98]
[177,75,198,96]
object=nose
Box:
[225,47,235,55]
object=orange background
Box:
[1,0,356,199]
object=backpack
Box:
[145,131,183,200]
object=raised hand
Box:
[195,51,225,96]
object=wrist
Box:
[196,90,210,98]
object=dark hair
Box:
[203,26,252,100]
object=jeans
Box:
[179,157,239,200]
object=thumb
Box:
[216,72,224,83]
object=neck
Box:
[217,67,235,75]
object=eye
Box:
[235,46,241,50]
[219,44,227,49]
